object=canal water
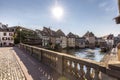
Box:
[62,48,106,62]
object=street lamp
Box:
[20,29,22,43]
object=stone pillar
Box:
[117,43,120,61]
[56,55,63,75]
[30,47,33,55]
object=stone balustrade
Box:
[19,43,120,80]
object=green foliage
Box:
[14,29,37,44]
[14,30,20,44]
[54,43,62,51]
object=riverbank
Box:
[100,50,119,80]
[100,51,118,67]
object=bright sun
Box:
[52,6,64,19]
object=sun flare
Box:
[52,6,64,19]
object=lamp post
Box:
[20,29,22,43]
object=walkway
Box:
[0,47,60,80]
[1,47,119,80]
[101,51,118,67]
[0,47,26,80]
[100,51,118,80]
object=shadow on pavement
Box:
[12,47,60,80]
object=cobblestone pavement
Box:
[0,47,60,80]
[13,47,60,80]
[0,47,26,80]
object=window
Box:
[12,29,14,32]
[2,37,7,40]
[9,33,11,36]
[2,37,4,40]
[3,33,6,36]
[9,43,11,45]
[11,38,13,40]
[4,42,6,45]
[81,42,83,45]
[8,37,10,40]
[9,33,13,36]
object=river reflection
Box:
[62,48,106,62]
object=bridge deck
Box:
[1,46,119,80]
[0,47,60,80]
[0,47,26,80]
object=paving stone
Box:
[0,47,26,80]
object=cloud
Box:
[105,6,115,12]
[98,1,116,12]
[99,2,108,8]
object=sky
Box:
[0,0,120,37]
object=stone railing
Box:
[19,43,120,80]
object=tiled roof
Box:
[0,23,9,31]
[43,27,57,37]
[83,31,95,37]
[107,34,114,39]
[75,35,80,38]
[102,34,114,39]
[9,26,34,32]
[67,32,76,38]
[118,34,120,36]
[41,31,49,36]
[84,31,89,37]
[0,28,2,31]
[56,29,65,37]
[43,27,52,36]
[36,29,50,37]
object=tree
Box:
[14,29,37,44]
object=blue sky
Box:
[0,0,120,37]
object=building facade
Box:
[36,29,50,47]
[0,23,14,46]
[103,34,114,49]
[42,27,56,49]
[96,37,106,47]
[56,29,67,48]
[83,31,96,48]
[75,37,85,48]
[0,32,14,46]
[67,32,76,48]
